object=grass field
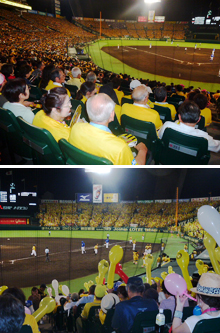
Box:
[0,230,195,299]
[86,39,220,91]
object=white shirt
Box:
[185,313,220,333]
[45,248,49,254]
[158,121,220,153]
[3,102,34,124]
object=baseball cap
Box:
[95,284,106,298]
[130,79,141,90]
[40,284,47,289]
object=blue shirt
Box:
[90,122,112,133]
[82,242,85,247]
[75,294,94,307]
[106,239,109,243]
[112,296,158,333]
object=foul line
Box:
[124,47,215,66]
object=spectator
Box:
[0,73,7,107]
[117,285,128,301]
[33,87,71,142]
[38,284,47,299]
[143,287,159,305]
[158,100,220,152]
[0,294,25,333]
[73,285,96,313]
[75,81,96,104]
[45,68,71,97]
[112,276,158,333]
[67,67,85,89]
[172,273,220,333]
[39,64,55,89]
[193,93,212,127]
[64,292,79,315]
[154,86,176,120]
[31,61,45,80]
[99,293,120,324]
[18,65,32,85]
[69,93,148,165]
[28,287,42,311]
[2,78,35,123]
[1,64,15,81]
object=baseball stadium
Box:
[1,168,220,332]
[1,0,220,165]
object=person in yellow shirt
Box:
[31,244,37,257]
[99,293,120,325]
[153,86,176,120]
[121,85,162,131]
[94,244,98,255]
[193,93,212,127]
[133,251,139,264]
[33,87,71,142]
[112,77,124,105]
[67,67,85,90]
[75,81,96,105]
[69,93,148,165]
[45,68,71,97]
[171,84,186,98]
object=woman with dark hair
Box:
[18,65,32,85]
[172,273,220,333]
[33,86,71,142]
[117,285,128,301]
[75,81,96,104]
[1,64,15,81]
[2,78,34,123]
[39,63,55,89]
[193,93,212,127]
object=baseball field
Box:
[0,230,194,299]
[86,39,220,91]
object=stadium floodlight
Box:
[0,0,32,9]
[85,167,111,174]
[144,0,161,3]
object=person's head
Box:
[178,100,200,124]
[86,71,96,83]
[86,93,115,124]
[0,294,25,333]
[126,276,145,298]
[130,79,141,91]
[193,93,208,110]
[101,293,120,313]
[71,293,79,302]
[132,85,149,103]
[31,287,39,296]
[176,84,183,92]
[2,287,26,306]
[0,73,6,92]
[187,91,197,101]
[1,64,14,80]
[40,64,55,89]
[39,284,47,292]
[117,285,128,300]
[78,81,96,99]
[89,285,96,295]
[41,87,71,119]
[191,273,220,309]
[154,86,167,102]
[72,67,81,78]
[111,77,121,89]
[37,61,45,71]
[18,65,32,79]
[99,83,119,104]
[143,287,158,303]
[50,68,65,84]
[78,289,84,296]
[2,78,29,102]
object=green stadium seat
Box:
[121,114,162,159]
[156,127,210,165]
[59,139,113,165]
[101,308,115,333]
[0,107,33,163]
[182,306,194,321]
[153,104,172,123]
[16,116,65,165]
[192,317,220,333]
[19,325,33,333]
[70,99,89,122]
[84,305,101,333]
[174,114,206,131]
[121,97,133,106]
[65,83,78,99]
[130,309,172,333]
[28,85,43,102]
[169,95,185,101]
[166,98,180,111]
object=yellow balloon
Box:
[33,297,56,322]
[145,254,154,284]
[84,282,89,291]
[153,277,163,285]
[58,285,63,293]
[107,245,123,289]
[196,259,204,275]
[204,233,220,275]
[168,266,175,274]
[96,259,109,285]
[176,250,193,292]
[161,272,168,280]
[0,286,8,295]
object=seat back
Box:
[65,84,78,98]
[59,139,113,165]
[121,97,133,106]
[153,104,172,123]
[102,308,115,333]
[28,85,43,101]
[158,128,210,165]
[19,325,33,333]
[182,306,194,321]
[192,317,220,333]
[169,94,185,101]
[130,309,172,333]
[71,99,89,122]
[121,114,161,157]
[85,306,101,333]
[17,117,65,165]
[0,108,33,162]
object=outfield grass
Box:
[86,39,220,91]
[0,230,195,299]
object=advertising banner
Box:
[191,197,209,202]
[211,196,220,200]
[104,193,119,203]
[148,11,155,23]
[77,193,92,203]
[93,185,102,203]
[155,16,165,23]
[138,16,147,22]
[0,218,26,225]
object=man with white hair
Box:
[67,67,85,89]
[69,93,148,165]
[121,85,162,131]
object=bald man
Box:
[121,85,162,131]
[69,93,148,165]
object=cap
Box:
[40,284,47,289]
[130,79,141,90]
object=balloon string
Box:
[183,291,197,302]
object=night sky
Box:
[26,0,220,23]
[0,168,219,201]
